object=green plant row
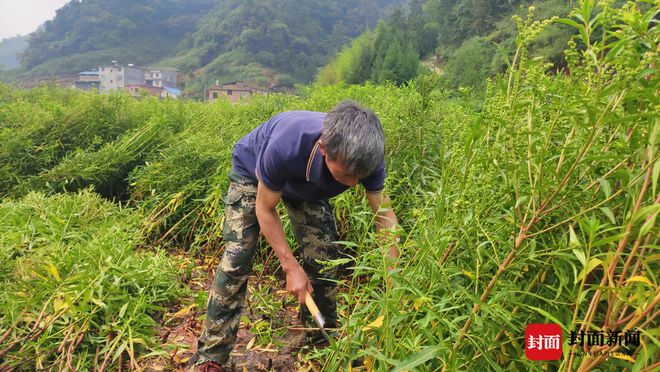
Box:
[0,190,184,369]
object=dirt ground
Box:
[139,251,325,371]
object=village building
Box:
[123,84,181,99]
[98,63,145,93]
[146,68,178,88]
[73,70,100,91]
[86,62,180,98]
[207,81,265,103]
[124,84,163,97]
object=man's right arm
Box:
[255,181,312,304]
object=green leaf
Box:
[652,158,659,197]
[632,205,660,224]
[576,257,603,284]
[569,225,581,248]
[91,298,106,308]
[597,178,611,198]
[391,345,443,372]
[600,207,616,225]
[638,211,657,238]
[113,341,128,361]
[46,263,61,282]
[649,118,658,160]
[334,240,359,248]
[573,248,586,267]
[638,68,657,80]
[119,303,129,318]
[581,0,593,23]
[363,348,399,366]
[626,276,654,287]
[515,195,528,209]
[556,18,581,30]
[521,304,568,333]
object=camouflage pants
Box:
[196,172,339,365]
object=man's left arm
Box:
[366,191,400,265]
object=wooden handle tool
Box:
[304,291,334,343]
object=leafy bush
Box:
[443,36,496,90]
[0,189,183,370]
[314,2,659,370]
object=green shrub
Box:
[0,189,184,370]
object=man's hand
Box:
[366,191,400,266]
[285,263,313,304]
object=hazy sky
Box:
[0,0,70,40]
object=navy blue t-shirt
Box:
[231,110,386,202]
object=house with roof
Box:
[123,84,181,99]
[88,62,180,98]
[73,70,100,91]
[146,68,178,88]
[98,62,145,93]
[207,81,266,103]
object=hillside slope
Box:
[176,0,401,89]
[18,0,216,76]
[3,0,402,94]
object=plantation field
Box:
[0,2,658,371]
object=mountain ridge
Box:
[2,0,402,96]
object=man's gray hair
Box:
[321,100,384,177]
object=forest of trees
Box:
[4,0,402,95]
[317,0,575,91]
[20,0,218,73]
[171,0,402,93]
[3,0,627,96]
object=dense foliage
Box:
[0,1,657,370]
[3,0,401,95]
[317,0,574,90]
[0,190,182,369]
[4,0,581,96]
[19,0,217,72]
[172,0,402,94]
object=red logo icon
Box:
[525,323,563,360]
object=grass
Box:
[0,1,657,370]
[0,189,185,369]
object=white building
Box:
[145,68,178,88]
[99,62,145,93]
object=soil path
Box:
[140,251,323,371]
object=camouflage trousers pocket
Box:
[224,186,243,205]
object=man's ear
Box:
[318,140,326,156]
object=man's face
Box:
[319,141,359,187]
[325,156,359,187]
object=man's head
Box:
[319,100,384,187]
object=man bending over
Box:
[194,100,399,371]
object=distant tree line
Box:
[181,0,401,87]
[20,0,217,69]
[8,0,403,95]
[317,0,576,90]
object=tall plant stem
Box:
[566,163,653,371]
[608,194,659,326]
[577,287,660,371]
[442,222,532,370]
